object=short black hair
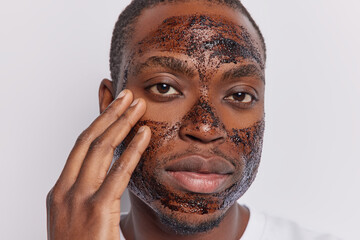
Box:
[110,0,266,91]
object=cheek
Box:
[227,119,265,160]
[131,120,181,161]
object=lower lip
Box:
[167,171,229,194]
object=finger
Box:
[55,90,133,191]
[74,98,147,194]
[95,126,151,201]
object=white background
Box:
[0,0,359,239]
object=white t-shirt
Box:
[120,207,340,240]
[240,208,340,240]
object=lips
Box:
[164,155,235,194]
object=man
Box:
[47,0,338,239]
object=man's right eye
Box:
[148,83,180,96]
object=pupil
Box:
[157,84,170,94]
[233,92,246,101]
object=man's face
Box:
[115,2,265,234]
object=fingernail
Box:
[117,89,127,99]
[130,98,139,107]
[137,126,146,133]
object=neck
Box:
[121,192,250,240]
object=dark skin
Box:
[47,1,265,240]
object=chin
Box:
[129,183,230,235]
[154,203,228,235]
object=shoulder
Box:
[241,207,341,240]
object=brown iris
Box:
[157,83,171,94]
[232,92,247,102]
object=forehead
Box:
[137,15,263,69]
[126,2,265,65]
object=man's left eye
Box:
[224,92,254,103]
[148,83,180,95]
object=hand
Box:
[46,90,151,240]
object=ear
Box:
[99,79,115,114]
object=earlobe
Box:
[99,79,115,114]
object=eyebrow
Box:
[221,64,265,83]
[131,56,197,78]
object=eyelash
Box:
[146,82,257,107]
[223,92,257,106]
[146,83,182,99]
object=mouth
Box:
[164,154,235,194]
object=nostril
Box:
[186,134,201,142]
[185,134,225,143]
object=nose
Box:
[179,100,226,144]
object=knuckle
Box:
[122,115,135,131]
[113,160,133,179]
[122,108,137,128]
[76,130,94,145]
[123,167,133,179]
[126,142,138,152]
[47,187,63,208]
[104,101,122,119]
[69,191,86,207]
[88,197,107,215]
[88,137,108,152]
[127,141,143,157]
[46,188,55,206]
[113,106,124,119]
[134,148,143,158]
